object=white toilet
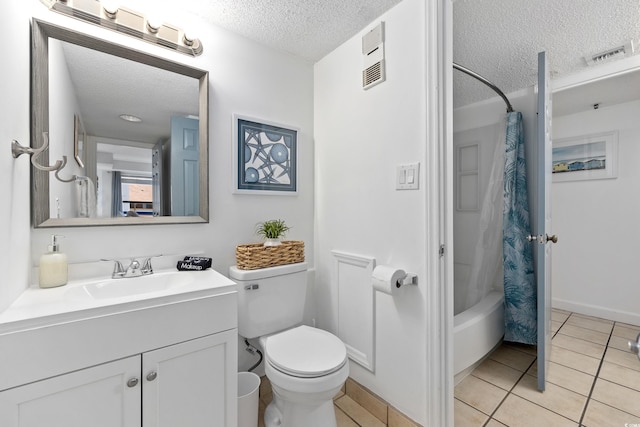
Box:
[229,262,349,427]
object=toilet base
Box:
[260,328,350,427]
[264,385,339,427]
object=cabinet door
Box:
[0,356,141,427]
[142,330,237,427]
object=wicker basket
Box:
[235,240,305,270]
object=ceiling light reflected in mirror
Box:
[119,114,143,123]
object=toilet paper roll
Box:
[372,265,406,295]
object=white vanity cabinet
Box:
[0,331,236,427]
[0,356,141,427]
[0,270,238,427]
[142,331,236,427]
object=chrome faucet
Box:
[102,255,161,279]
[140,257,155,275]
[124,259,142,278]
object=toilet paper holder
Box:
[371,265,418,294]
[396,273,418,288]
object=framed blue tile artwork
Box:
[234,115,297,194]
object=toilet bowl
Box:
[261,325,349,427]
[229,263,349,427]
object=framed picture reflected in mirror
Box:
[74,113,85,169]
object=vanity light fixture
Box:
[39,0,203,57]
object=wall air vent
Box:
[364,60,384,87]
[585,41,634,66]
[362,22,385,90]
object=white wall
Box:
[1,1,446,422]
[314,0,427,422]
[2,2,315,335]
[0,1,32,312]
[48,38,84,219]
[552,99,640,325]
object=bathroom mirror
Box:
[31,19,209,227]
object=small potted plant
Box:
[256,219,291,246]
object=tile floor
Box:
[254,310,640,427]
[258,376,420,427]
[455,309,640,427]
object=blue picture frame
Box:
[235,116,298,193]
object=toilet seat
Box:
[265,325,347,378]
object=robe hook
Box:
[11,132,75,182]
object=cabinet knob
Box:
[146,371,158,381]
[127,377,139,388]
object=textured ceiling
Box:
[122,1,639,108]
[553,69,640,117]
[453,0,640,108]
[166,0,640,108]
[60,41,198,144]
[60,0,640,140]
[142,0,404,62]
[57,0,404,145]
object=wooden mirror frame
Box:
[31,19,209,227]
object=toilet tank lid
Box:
[229,262,307,281]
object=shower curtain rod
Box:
[453,63,514,113]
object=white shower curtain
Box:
[464,115,507,310]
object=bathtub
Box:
[454,291,504,379]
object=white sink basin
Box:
[64,270,215,301]
[78,272,194,299]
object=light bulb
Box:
[101,0,120,19]
[146,11,163,33]
[183,31,197,46]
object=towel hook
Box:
[54,167,78,183]
[12,132,76,182]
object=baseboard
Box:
[553,298,640,326]
[340,377,422,427]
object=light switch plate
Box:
[396,163,420,190]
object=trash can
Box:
[238,371,261,427]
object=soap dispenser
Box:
[39,235,68,288]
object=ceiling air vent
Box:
[585,41,634,66]
[362,22,385,90]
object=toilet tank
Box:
[229,262,307,339]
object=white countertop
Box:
[0,268,237,334]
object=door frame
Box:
[430,0,455,426]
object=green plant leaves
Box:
[256,219,291,239]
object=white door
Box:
[534,51,555,391]
[0,356,141,427]
[142,331,238,427]
[170,116,200,216]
